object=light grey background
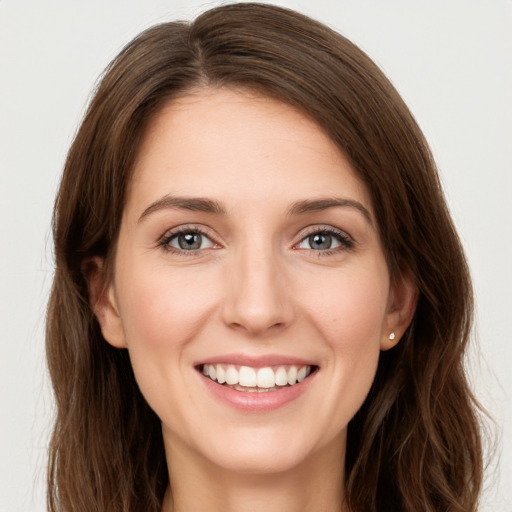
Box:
[1,1,510,510]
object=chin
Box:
[208,445,311,476]
[191,423,339,476]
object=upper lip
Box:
[195,353,317,368]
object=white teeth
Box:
[225,365,238,385]
[275,366,288,386]
[287,366,298,385]
[216,365,226,384]
[256,367,275,388]
[239,366,257,387]
[201,363,313,390]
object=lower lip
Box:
[199,371,316,412]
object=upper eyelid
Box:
[158,224,221,247]
[160,223,216,238]
[296,224,353,240]
[294,225,355,251]
[161,224,350,237]
[156,223,354,249]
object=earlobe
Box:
[381,269,418,351]
[83,257,127,349]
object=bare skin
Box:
[92,87,416,512]
[162,430,345,512]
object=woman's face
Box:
[95,88,414,475]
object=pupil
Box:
[310,233,331,250]
[178,233,201,250]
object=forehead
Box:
[127,87,372,217]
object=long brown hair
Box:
[47,3,483,511]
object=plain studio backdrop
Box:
[0,1,510,510]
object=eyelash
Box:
[158,226,216,255]
[157,225,354,256]
[295,226,355,256]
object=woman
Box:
[46,3,483,511]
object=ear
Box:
[381,269,418,351]
[83,257,127,349]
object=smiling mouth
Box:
[199,364,317,392]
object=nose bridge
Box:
[221,235,292,334]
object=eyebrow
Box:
[138,195,226,222]
[287,198,373,225]
[138,194,372,225]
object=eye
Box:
[297,228,353,252]
[161,229,214,252]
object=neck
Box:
[161,433,347,512]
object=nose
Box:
[221,245,294,336]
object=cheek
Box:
[320,280,385,380]
[303,266,389,344]
[116,263,218,348]
[113,264,220,404]
[296,266,389,426]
